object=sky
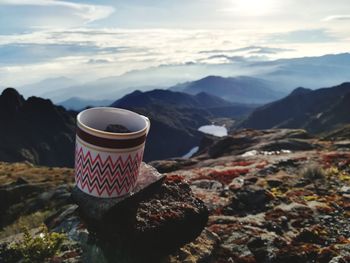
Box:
[0,0,350,87]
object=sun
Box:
[234,0,275,15]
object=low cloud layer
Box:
[0,0,349,87]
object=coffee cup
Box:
[75,107,150,198]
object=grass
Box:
[0,161,74,186]
[0,211,52,239]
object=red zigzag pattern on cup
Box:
[75,146,143,197]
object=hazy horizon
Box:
[1,0,350,89]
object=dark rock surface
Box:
[0,88,76,167]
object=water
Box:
[182,146,199,158]
[198,124,228,137]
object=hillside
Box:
[170,76,284,104]
[240,82,350,133]
[0,88,76,167]
[0,129,349,262]
[0,88,254,164]
[111,90,229,161]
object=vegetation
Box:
[0,211,51,239]
[0,225,66,263]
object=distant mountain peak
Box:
[169,75,284,104]
[289,87,312,96]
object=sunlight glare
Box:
[234,0,275,15]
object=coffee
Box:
[105,124,131,133]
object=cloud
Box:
[267,29,337,43]
[0,0,114,32]
[0,27,347,87]
[0,43,123,65]
[323,15,350,21]
[87,58,112,64]
[199,46,293,55]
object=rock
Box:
[339,186,350,194]
[293,229,327,245]
[260,139,315,152]
[223,185,274,215]
[191,179,223,191]
[150,159,197,173]
[247,237,270,262]
[72,163,165,222]
[208,136,256,158]
[72,164,209,260]
[149,160,182,173]
[166,229,220,263]
[0,182,44,226]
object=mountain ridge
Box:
[170,75,285,104]
[239,82,350,133]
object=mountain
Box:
[0,87,253,165]
[170,76,284,104]
[111,90,223,161]
[240,82,350,133]
[0,88,76,167]
[114,89,233,109]
[20,77,79,99]
[14,53,350,103]
[58,97,114,111]
[257,53,350,90]
[111,89,255,160]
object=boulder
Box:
[69,163,209,261]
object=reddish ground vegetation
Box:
[209,168,250,185]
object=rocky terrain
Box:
[0,128,349,262]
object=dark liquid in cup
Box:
[105,124,131,133]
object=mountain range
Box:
[170,76,284,104]
[17,53,350,103]
[1,79,350,167]
[0,87,254,166]
[111,89,255,161]
[240,82,350,133]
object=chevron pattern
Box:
[75,144,144,197]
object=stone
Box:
[166,229,220,263]
[71,163,209,260]
[72,163,165,222]
[223,185,274,215]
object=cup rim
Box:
[77,107,148,138]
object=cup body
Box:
[74,107,150,198]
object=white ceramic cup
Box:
[74,107,150,198]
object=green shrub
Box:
[8,225,66,263]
